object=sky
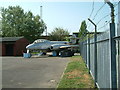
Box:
[0,0,119,35]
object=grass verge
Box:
[57,55,95,89]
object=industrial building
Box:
[0,37,29,56]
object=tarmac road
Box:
[2,56,70,88]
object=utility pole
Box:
[40,6,47,36]
[104,0,117,88]
[88,18,97,87]
[45,25,47,36]
[40,6,42,20]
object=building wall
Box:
[0,43,5,56]
[73,32,79,37]
[14,38,29,56]
[0,37,29,56]
[2,44,5,56]
[0,43,2,56]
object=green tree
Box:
[78,20,87,40]
[1,6,45,42]
[48,27,70,41]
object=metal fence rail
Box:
[80,30,120,88]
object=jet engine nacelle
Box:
[50,44,67,50]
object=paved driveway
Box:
[2,56,70,88]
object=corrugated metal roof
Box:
[0,37,24,42]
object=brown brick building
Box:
[0,37,29,56]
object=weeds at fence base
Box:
[57,56,95,89]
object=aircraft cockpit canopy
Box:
[33,39,50,44]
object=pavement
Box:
[2,56,70,88]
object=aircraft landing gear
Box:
[43,52,46,55]
[60,50,74,57]
[52,51,59,56]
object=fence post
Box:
[88,33,90,72]
[109,23,117,88]
[118,41,120,89]
[88,18,97,85]
[94,25,97,83]
[86,40,87,65]
[116,40,120,88]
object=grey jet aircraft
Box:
[26,38,79,56]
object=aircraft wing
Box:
[59,45,71,49]
[60,45,79,49]
[51,44,79,50]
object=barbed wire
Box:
[97,19,111,31]
[96,13,110,25]
[97,12,120,31]
[114,2,119,7]
[87,0,95,29]
[114,1,120,7]
[87,2,120,32]
[89,0,95,19]
[95,2,119,25]
[93,3,118,25]
[87,2,106,31]
[92,3,106,21]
